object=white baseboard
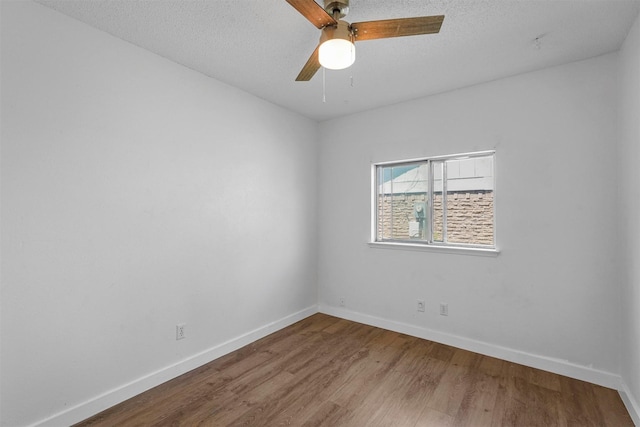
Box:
[319,304,623,390]
[31,305,318,427]
[620,381,640,426]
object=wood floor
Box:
[75,313,633,426]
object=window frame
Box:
[370,150,498,256]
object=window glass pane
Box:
[444,155,494,245]
[377,166,395,240]
[377,163,428,240]
[377,167,387,240]
[432,161,444,243]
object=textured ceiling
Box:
[35,0,640,121]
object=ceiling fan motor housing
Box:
[324,0,349,18]
[320,19,353,44]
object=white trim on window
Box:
[368,241,499,256]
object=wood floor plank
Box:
[391,338,437,375]
[372,355,451,426]
[327,356,397,411]
[266,347,371,425]
[349,369,417,425]
[224,325,369,425]
[414,407,455,426]
[425,351,476,417]
[557,375,610,426]
[452,371,500,426]
[179,370,297,426]
[496,363,562,427]
[301,401,354,426]
[74,314,634,427]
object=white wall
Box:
[619,11,640,424]
[318,53,621,386]
[0,2,318,426]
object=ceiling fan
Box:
[285,0,444,81]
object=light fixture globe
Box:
[318,20,355,70]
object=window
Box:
[373,151,495,251]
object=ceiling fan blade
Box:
[351,15,444,41]
[286,0,336,29]
[296,45,321,81]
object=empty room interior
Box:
[2,0,640,425]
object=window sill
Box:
[368,241,500,257]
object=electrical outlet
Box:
[439,303,448,316]
[417,300,425,312]
[339,297,345,307]
[176,323,186,340]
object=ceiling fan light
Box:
[319,39,355,70]
[318,20,355,70]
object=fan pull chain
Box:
[322,67,326,103]
[350,75,354,87]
